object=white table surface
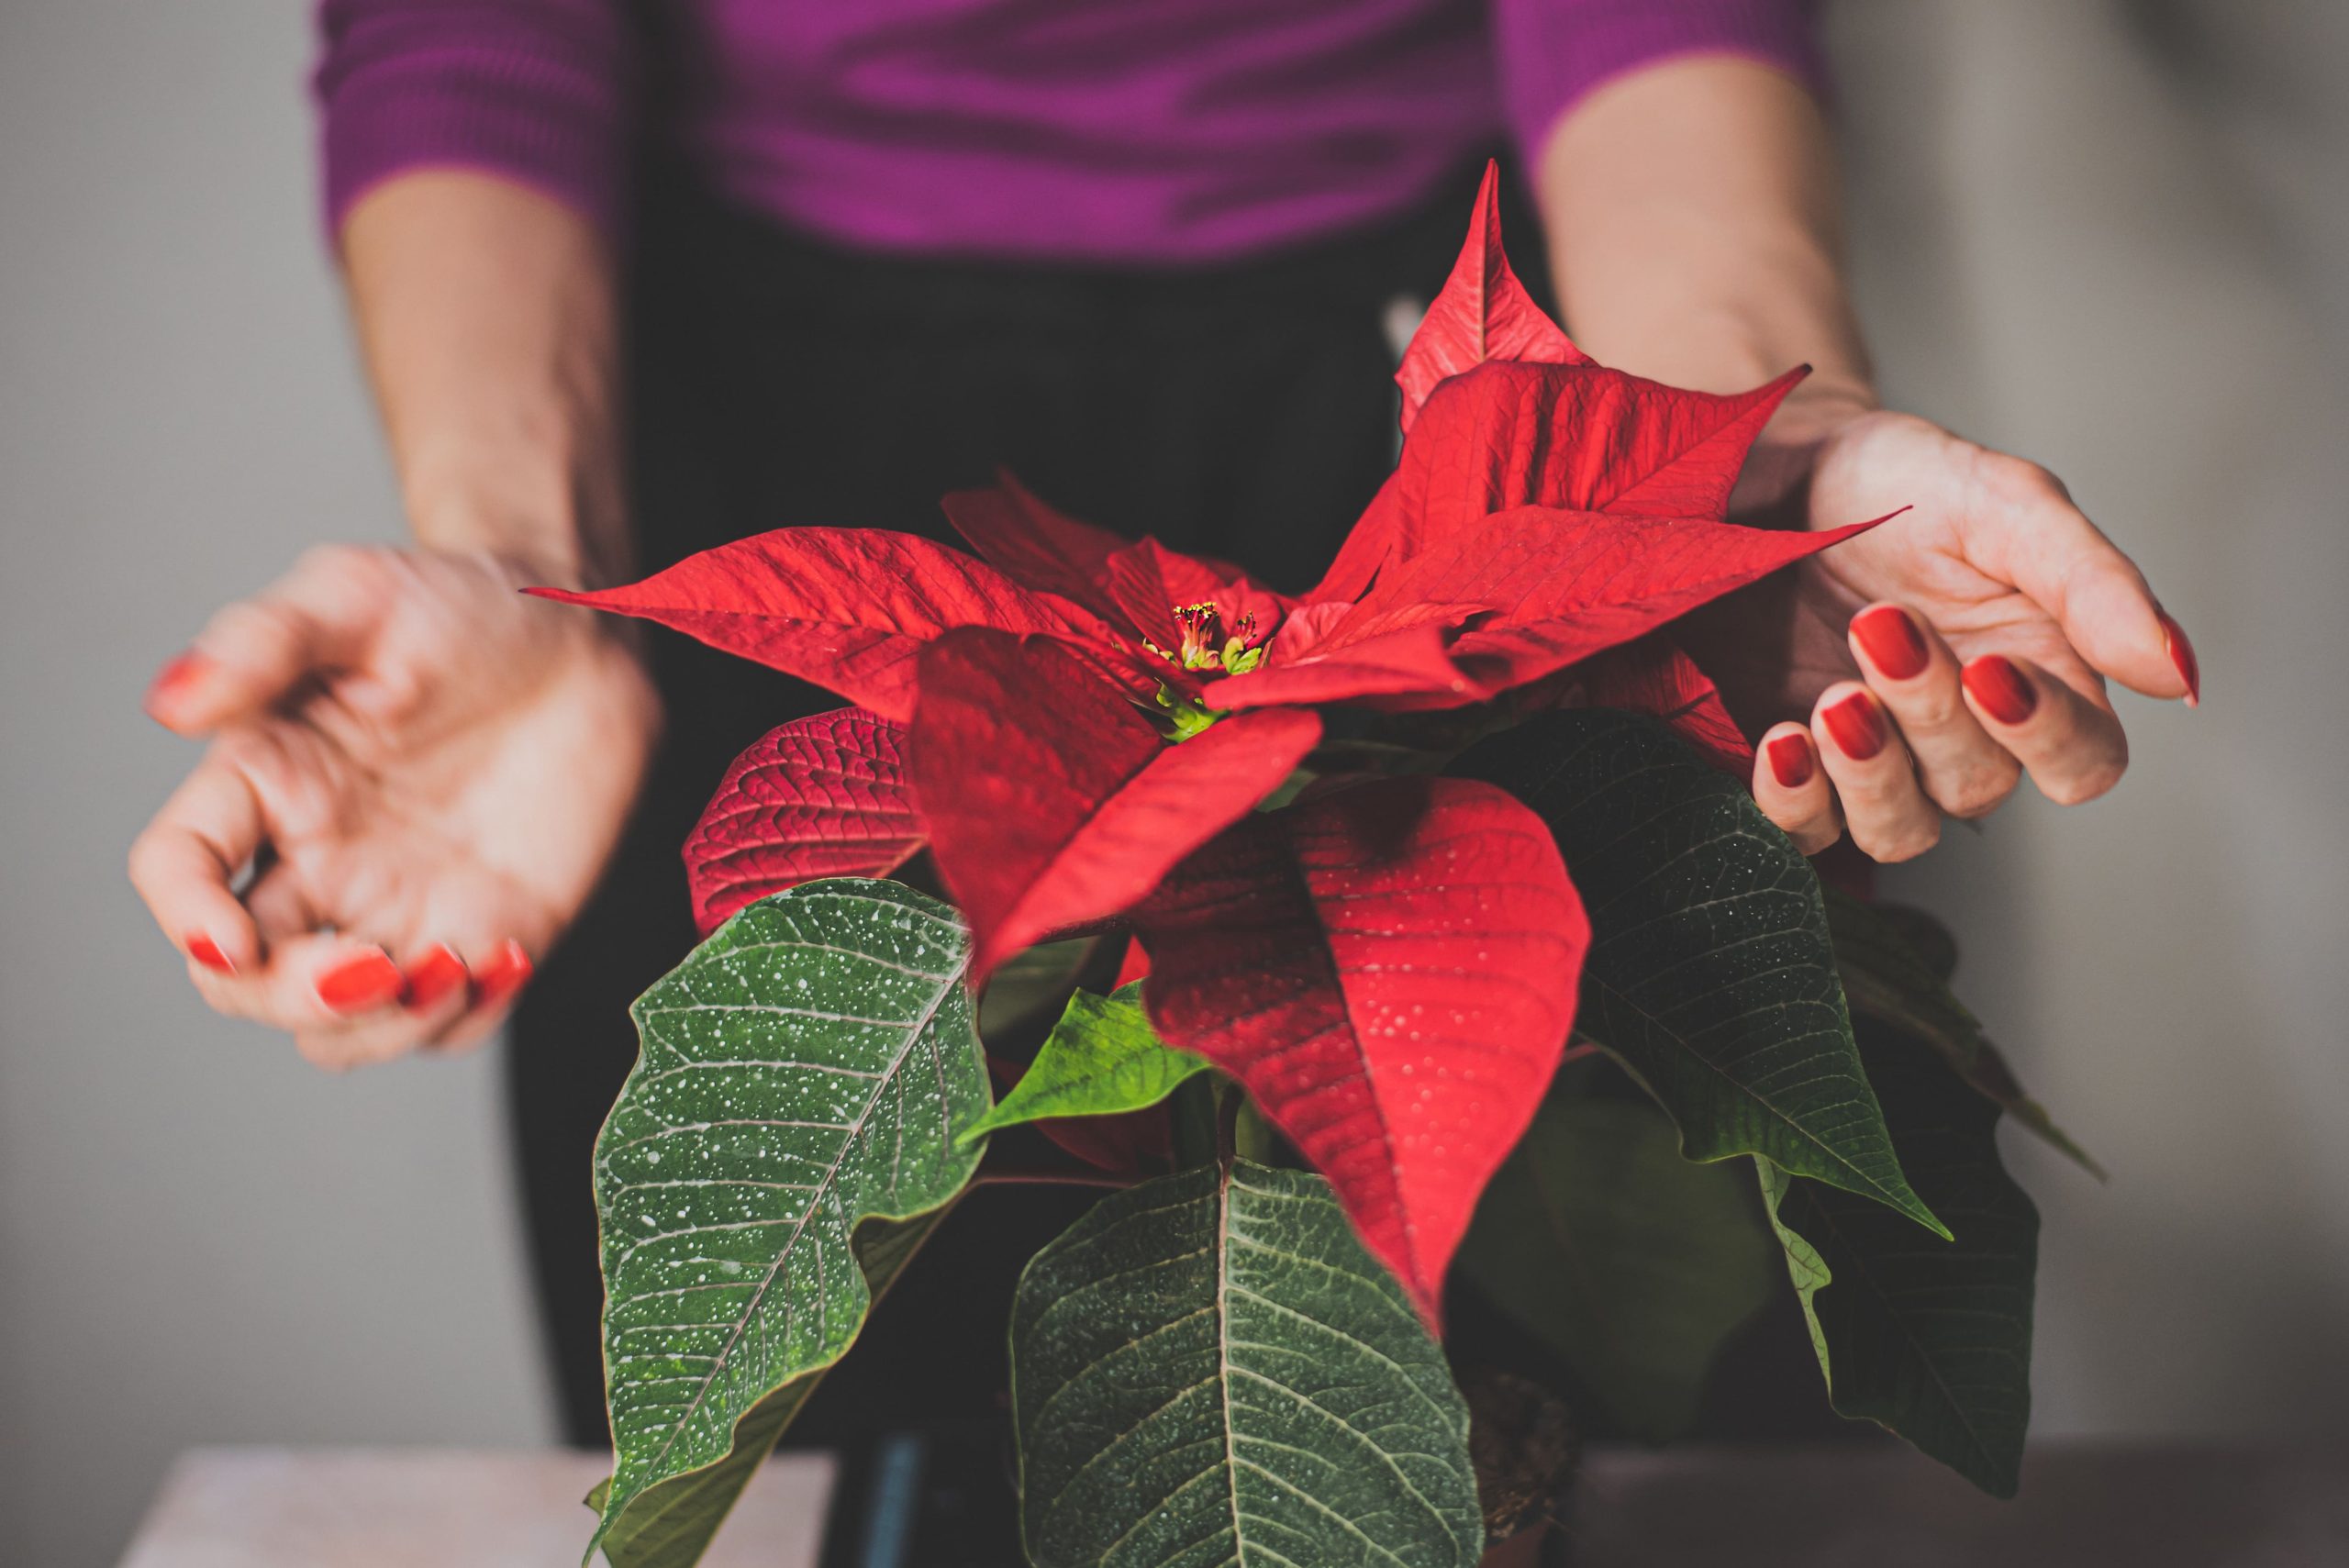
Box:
[117,1441,2349,1567]
[117,1448,835,1568]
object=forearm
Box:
[340,170,627,590]
[1535,56,1876,436]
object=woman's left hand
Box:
[1686,401,2200,862]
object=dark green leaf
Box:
[592,1208,950,1568]
[1012,1160,1484,1568]
[962,983,1209,1144]
[1864,900,1958,983]
[1757,1024,2041,1496]
[977,934,1103,1042]
[1825,888,2101,1177]
[1456,1093,1776,1440]
[1452,709,1942,1236]
[589,879,993,1564]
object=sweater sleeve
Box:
[313,0,636,241]
[1491,0,1825,166]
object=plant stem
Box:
[1232,1095,1275,1164]
[974,1169,1135,1190]
[1170,1075,1221,1171]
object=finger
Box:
[434,939,535,1053]
[210,934,469,1071]
[401,941,481,1051]
[1848,603,2020,820]
[129,756,267,976]
[401,942,471,1016]
[239,872,463,1063]
[243,862,324,945]
[1960,653,2130,807]
[1812,684,1941,863]
[242,879,499,1063]
[241,847,524,1058]
[144,544,394,733]
[295,1007,436,1072]
[1752,723,1842,854]
[297,940,473,1070]
[1969,458,2199,703]
[186,930,406,1039]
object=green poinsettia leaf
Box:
[962,983,1208,1143]
[977,934,1104,1042]
[1757,1021,2041,1497]
[1452,709,1943,1237]
[591,1207,950,1568]
[588,879,993,1566]
[1011,1160,1484,1568]
[1861,899,1959,983]
[1456,1088,1777,1440]
[1824,888,2102,1178]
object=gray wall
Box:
[1830,0,2349,1439]
[1,2,2342,1565]
[0,7,551,1568]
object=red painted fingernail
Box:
[1962,655,2039,725]
[1851,605,1930,681]
[403,944,468,1010]
[2159,610,2199,707]
[316,949,402,1014]
[144,651,209,714]
[185,932,236,974]
[473,940,534,1005]
[1766,732,1816,789]
[1821,692,1887,760]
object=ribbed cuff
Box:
[317,17,629,244]
[1496,0,1827,166]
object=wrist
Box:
[405,456,629,595]
[1731,387,1887,528]
[1762,375,1879,446]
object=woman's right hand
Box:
[129,543,660,1068]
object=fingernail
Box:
[2159,610,2200,707]
[473,940,534,1005]
[144,651,208,715]
[185,932,236,974]
[1962,655,2039,726]
[403,944,468,1010]
[1766,732,1816,789]
[1821,692,1887,760]
[1851,605,1930,681]
[316,949,402,1014]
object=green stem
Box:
[1170,1075,1221,1171]
[1232,1094,1275,1164]
[973,1169,1135,1190]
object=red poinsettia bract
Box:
[535,161,1893,1322]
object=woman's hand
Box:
[129,544,660,1067]
[1690,402,2199,861]
[1534,59,2197,862]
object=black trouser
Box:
[505,161,1514,1452]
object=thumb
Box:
[145,545,393,733]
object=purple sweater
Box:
[315,0,1816,263]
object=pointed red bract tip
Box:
[1394,161,1588,434]
[517,528,1122,723]
[1132,775,1589,1326]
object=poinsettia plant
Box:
[540,167,2087,1568]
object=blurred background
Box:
[3,2,2344,1563]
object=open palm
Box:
[1686,407,2196,861]
[131,546,659,1066]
